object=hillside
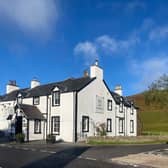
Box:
[128,92,168,134]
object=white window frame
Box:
[130,120,134,133]
[33,96,40,105]
[52,91,60,106]
[107,100,112,111]
[17,93,22,104]
[51,116,60,135]
[34,120,41,134]
[82,116,89,132]
[107,118,112,132]
[119,118,124,133]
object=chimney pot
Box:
[31,78,40,88]
[114,85,123,96]
[84,70,89,77]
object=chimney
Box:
[6,80,19,94]
[90,59,103,80]
[114,85,123,96]
[31,78,40,89]
[83,70,89,77]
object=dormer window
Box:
[17,93,22,104]
[131,102,134,115]
[33,96,40,105]
[119,97,123,112]
[52,87,60,106]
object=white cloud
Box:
[96,35,139,54]
[0,0,58,37]
[74,34,140,64]
[149,26,168,40]
[131,57,168,91]
[96,35,118,52]
[74,41,98,65]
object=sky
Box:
[0,0,168,96]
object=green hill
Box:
[128,91,168,135]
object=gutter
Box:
[74,91,78,142]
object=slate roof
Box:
[0,77,96,102]
[17,104,45,120]
[111,91,133,107]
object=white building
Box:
[0,61,138,142]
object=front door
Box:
[15,116,22,134]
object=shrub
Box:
[96,123,107,136]
[46,134,55,143]
[15,133,25,143]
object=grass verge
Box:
[87,136,168,145]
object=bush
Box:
[15,133,25,143]
[96,123,107,136]
[46,134,55,143]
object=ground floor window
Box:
[106,119,112,132]
[34,120,41,134]
[130,120,134,133]
[51,116,60,135]
[82,116,89,132]
[119,118,124,133]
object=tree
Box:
[145,74,168,106]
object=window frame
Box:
[52,91,60,106]
[51,116,60,135]
[107,100,112,111]
[33,96,40,105]
[82,116,89,132]
[131,106,134,115]
[130,120,134,133]
[17,94,22,104]
[34,120,41,134]
[106,118,112,132]
[119,118,124,133]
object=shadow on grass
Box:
[22,146,90,168]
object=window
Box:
[131,107,134,115]
[51,116,60,135]
[107,100,112,111]
[82,116,89,132]
[107,119,112,132]
[119,118,124,133]
[33,96,40,105]
[34,120,41,134]
[130,120,134,133]
[17,94,22,104]
[52,91,60,106]
[96,95,104,113]
[119,103,123,112]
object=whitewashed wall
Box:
[47,92,75,142]
[28,120,45,141]
[77,78,116,141]
[0,101,15,135]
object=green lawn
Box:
[140,111,168,133]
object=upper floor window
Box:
[82,116,89,132]
[131,106,134,115]
[17,93,22,104]
[119,97,123,112]
[119,103,123,112]
[34,120,41,134]
[107,100,112,111]
[33,96,40,105]
[52,91,60,106]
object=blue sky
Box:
[0,0,168,96]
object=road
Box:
[0,142,167,168]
